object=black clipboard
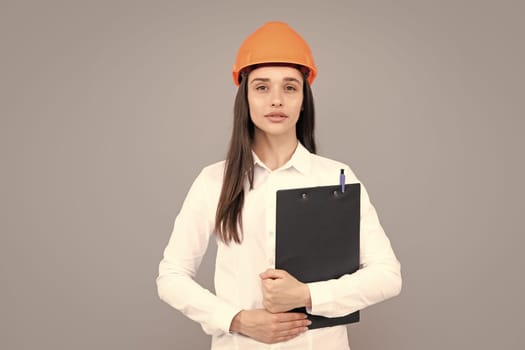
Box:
[275,183,361,329]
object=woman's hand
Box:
[229,309,310,344]
[259,269,312,313]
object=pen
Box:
[340,169,345,193]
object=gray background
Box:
[1,0,524,349]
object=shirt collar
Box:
[252,141,312,175]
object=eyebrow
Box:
[249,77,302,85]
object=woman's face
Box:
[247,66,303,141]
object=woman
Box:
[157,21,401,349]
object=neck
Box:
[252,131,298,171]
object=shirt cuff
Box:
[211,302,243,334]
[306,280,335,316]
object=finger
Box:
[259,268,272,278]
[274,312,308,322]
[279,318,312,330]
[260,269,284,280]
[275,325,309,338]
[268,319,309,343]
[262,279,280,294]
[261,278,275,288]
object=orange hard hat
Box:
[232,21,318,86]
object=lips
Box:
[264,112,288,122]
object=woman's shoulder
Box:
[195,160,226,185]
[201,160,226,175]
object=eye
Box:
[255,85,268,92]
[285,85,298,92]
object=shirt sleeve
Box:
[306,170,402,318]
[156,169,242,336]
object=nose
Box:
[271,89,283,107]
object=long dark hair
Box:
[214,68,316,244]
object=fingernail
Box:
[307,320,312,325]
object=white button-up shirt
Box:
[157,143,402,350]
